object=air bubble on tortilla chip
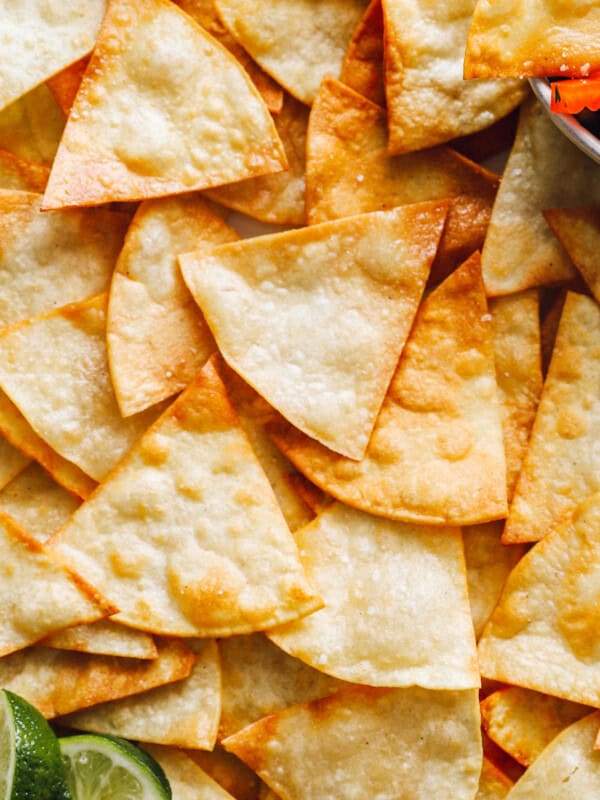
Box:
[268,502,479,688]
[270,253,507,526]
[544,207,600,304]
[476,758,513,800]
[50,358,321,636]
[181,202,447,460]
[43,620,158,660]
[0,84,65,165]
[382,0,526,154]
[481,687,591,767]
[0,151,49,193]
[143,746,237,800]
[107,195,237,417]
[223,686,482,800]
[42,0,287,209]
[188,746,263,800]
[0,436,29,494]
[340,0,385,107]
[61,639,220,749]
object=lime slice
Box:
[59,734,171,800]
[0,689,71,800]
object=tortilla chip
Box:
[270,253,507,526]
[182,202,447,460]
[0,83,65,165]
[50,358,320,636]
[481,687,591,767]
[490,291,542,499]
[107,196,237,417]
[46,56,90,116]
[218,634,346,740]
[0,191,128,328]
[544,207,600,303]
[214,0,367,105]
[306,78,499,281]
[269,502,479,689]
[382,0,526,154]
[43,620,158,660]
[188,747,263,800]
[504,292,600,544]
[0,150,49,193]
[481,97,600,296]
[504,713,600,798]
[465,2,600,78]
[476,758,513,800]
[452,110,520,165]
[480,492,600,706]
[143,746,237,800]
[540,288,567,377]
[0,436,29,493]
[62,639,220,749]
[0,638,194,718]
[223,686,482,800]
[340,0,385,107]
[42,0,286,209]
[207,93,308,225]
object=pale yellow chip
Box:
[0,436,30,494]
[223,686,483,800]
[207,93,308,226]
[144,746,238,800]
[544,207,600,304]
[382,0,526,154]
[340,0,385,107]
[481,687,591,767]
[50,358,320,636]
[62,639,220,749]
[481,96,600,296]
[476,758,513,800]
[465,1,600,78]
[42,0,287,209]
[268,502,479,689]
[504,292,600,544]
[43,620,158,660]
[270,253,507,526]
[0,638,194,718]
[0,84,65,166]
[0,294,166,482]
[0,150,49,193]
[181,202,447,460]
[0,191,128,328]
[107,195,237,417]
[188,747,263,800]
[489,291,542,500]
[218,634,347,740]
[214,0,367,105]
[479,492,600,707]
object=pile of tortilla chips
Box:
[1,2,600,799]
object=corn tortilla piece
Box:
[107,196,237,417]
[218,634,347,740]
[481,687,591,768]
[504,292,600,544]
[340,0,385,107]
[464,522,524,641]
[0,437,29,493]
[0,294,167,482]
[0,191,128,328]
[490,291,542,500]
[50,358,320,636]
[506,713,600,799]
[182,202,447,460]
[540,288,567,377]
[62,639,220,749]
[143,746,238,800]
[224,686,482,800]
[269,502,479,689]
[270,253,507,526]
[476,758,513,800]
[465,2,600,79]
[0,638,194,718]
[46,56,90,116]
[42,0,286,210]
[188,747,263,800]
[0,83,65,165]
[544,207,600,303]
[382,0,526,154]
[306,78,499,282]
[0,150,49,192]
[43,620,158,660]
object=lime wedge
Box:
[59,734,171,800]
[0,689,71,800]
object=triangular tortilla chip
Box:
[340,0,385,107]
[465,2,600,78]
[268,502,479,688]
[188,747,263,800]
[181,202,447,460]
[481,97,600,296]
[477,758,513,800]
[0,2,106,111]
[481,687,591,767]
[50,358,320,636]
[0,638,194,718]
[43,620,157,660]
[0,294,166,482]
[479,492,600,707]
[0,436,29,493]
[504,292,600,544]
[107,196,237,417]
[223,687,483,800]
[42,0,286,209]
[62,639,220,749]
[0,84,65,165]
[270,253,507,525]
[505,713,600,799]
[46,56,90,116]
[382,0,526,154]
[0,150,49,193]
[214,0,367,105]
[544,207,600,303]
[144,746,238,800]
[306,78,499,282]
[0,191,128,327]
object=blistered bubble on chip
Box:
[43,620,158,660]
[544,207,600,305]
